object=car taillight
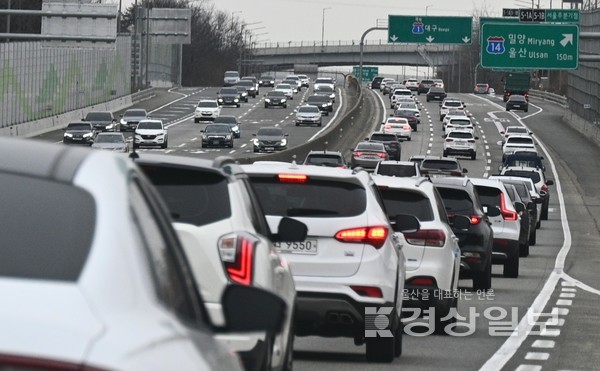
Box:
[351,286,383,298]
[541,184,548,192]
[353,151,363,157]
[384,125,392,129]
[403,125,411,130]
[450,171,463,176]
[407,276,437,287]
[0,354,108,371]
[335,226,389,249]
[470,216,482,225]
[500,193,518,221]
[218,232,257,286]
[403,229,446,247]
[278,173,308,183]
[377,153,388,158]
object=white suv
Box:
[502,135,536,160]
[138,155,307,371]
[405,78,419,91]
[439,99,466,121]
[470,178,522,278]
[133,119,168,149]
[243,163,409,363]
[390,88,414,108]
[498,166,554,221]
[373,176,469,333]
[443,130,478,160]
[194,99,221,123]
[444,117,475,134]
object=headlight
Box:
[202,134,207,139]
[218,98,223,102]
[281,99,286,102]
[64,132,73,138]
[195,108,201,112]
[234,99,239,102]
[232,125,239,131]
[330,94,335,99]
[156,133,164,137]
[252,138,259,145]
[265,99,271,102]
[322,104,327,108]
[280,139,287,146]
[226,135,232,140]
[270,80,274,84]
[83,132,93,138]
[120,119,126,125]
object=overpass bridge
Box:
[247,40,460,70]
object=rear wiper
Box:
[286,208,339,216]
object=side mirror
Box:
[392,214,420,233]
[200,130,205,132]
[389,113,394,117]
[285,134,289,137]
[475,136,480,140]
[497,140,503,146]
[450,214,471,230]
[221,284,286,334]
[463,168,468,174]
[272,217,308,243]
[252,133,257,136]
[514,201,525,214]
[546,179,554,186]
[484,206,501,217]
[500,131,505,135]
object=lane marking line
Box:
[532,340,555,349]
[525,353,550,361]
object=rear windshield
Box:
[305,155,344,167]
[139,166,231,226]
[376,164,416,177]
[503,171,541,183]
[445,101,462,107]
[205,125,231,133]
[475,185,502,208]
[449,119,471,126]
[356,142,385,151]
[476,84,488,88]
[250,177,366,218]
[378,188,434,222]
[421,160,459,170]
[1,173,95,281]
[224,72,239,77]
[447,132,473,139]
[504,156,542,168]
[214,116,237,124]
[236,81,253,86]
[435,187,475,215]
[394,90,412,96]
[370,134,396,142]
[85,112,111,121]
[507,137,534,145]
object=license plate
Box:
[211,140,220,145]
[274,240,318,254]
[265,147,274,151]
[73,138,82,140]
[513,105,520,107]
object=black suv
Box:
[305,94,332,115]
[432,177,496,290]
[201,124,234,148]
[366,132,401,161]
[370,76,385,90]
[83,111,117,132]
[63,122,95,145]
[235,80,257,98]
[426,87,447,102]
[259,75,275,87]
[419,156,468,177]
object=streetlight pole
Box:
[321,7,332,51]
[359,27,388,85]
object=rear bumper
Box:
[492,239,520,263]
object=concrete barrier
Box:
[0,89,155,138]
[529,89,567,107]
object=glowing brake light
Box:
[351,285,383,298]
[218,232,257,286]
[278,173,308,183]
[541,184,548,192]
[500,192,518,221]
[470,216,482,225]
[335,226,389,249]
[353,151,363,157]
[377,153,388,158]
[384,125,392,129]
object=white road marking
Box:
[191,137,197,141]
[165,149,174,154]
[525,353,550,361]
[559,293,576,298]
[561,281,576,287]
[532,340,555,349]
[548,318,565,326]
[556,299,572,306]
[555,308,569,315]
[515,365,542,371]
[240,143,247,148]
[178,143,185,148]
[540,328,561,337]
[561,288,576,292]
[229,150,235,154]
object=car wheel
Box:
[520,241,530,257]
[506,107,510,111]
[394,317,403,357]
[427,98,430,102]
[413,126,417,132]
[161,141,168,149]
[471,152,477,160]
[290,96,293,100]
[264,104,268,108]
[536,219,541,229]
[434,296,457,335]
[525,109,529,112]
[407,137,411,141]
[366,325,395,362]
[541,200,549,220]
[254,147,259,153]
[473,259,492,291]
[201,143,206,148]
[284,104,287,108]
[318,122,322,127]
[236,104,240,108]
[229,142,234,148]
[443,150,448,157]
[528,228,536,246]
[503,251,520,278]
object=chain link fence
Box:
[0,36,131,128]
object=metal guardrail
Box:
[529,89,567,107]
[131,88,156,103]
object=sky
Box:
[116,0,565,44]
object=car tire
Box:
[318,122,322,127]
[161,141,168,149]
[407,137,411,141]
[284,104,288,108]
[229,142,234,148]
[434,296,457,335]
[394,319,403,357]
[506,107,510,111]
[264,104,268,108]
[520,241,530,257]
[201,143,206,148]
[365,327,395,363]
[471,152,477,160]
[236,104,240,108]
[443,150,448,157]
[529,229,537,246]
[536,219,541,229]
[473,259,492,291]
[503,251,520,278]
[525,109,529,112]
[427,98,430,102]
[541,200,549,220]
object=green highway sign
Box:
[353,66,379,81]
[479,17,519,45]
[481,23,579,69]
[388,16,472,44]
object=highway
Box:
[33,84,600,371]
